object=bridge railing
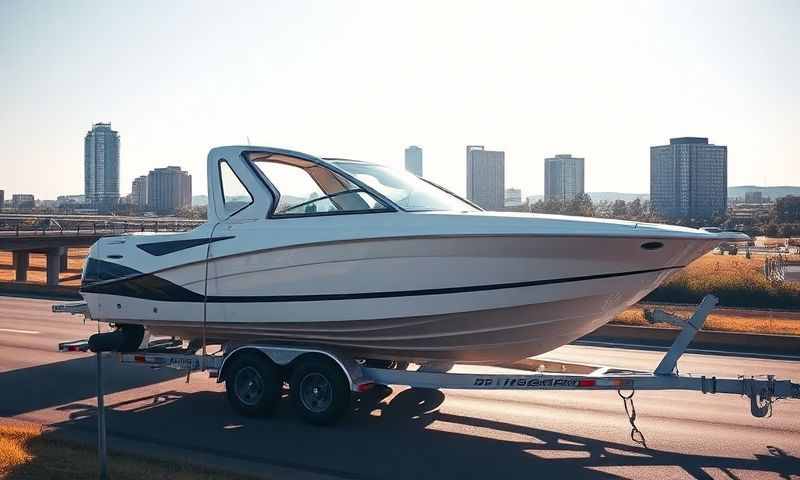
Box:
[0,218,204,238]
[764,254,786,284]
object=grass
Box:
[644,252,800,309]
[613,305,800,336]
[0,422,260,480]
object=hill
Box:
[588,192,649,203]
[728,186,800,200]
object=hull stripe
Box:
[81,265,683,303]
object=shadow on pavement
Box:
[0,354,182,417]
[43,385,799,480]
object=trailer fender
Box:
[217,345,363,391]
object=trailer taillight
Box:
[357,382,375,392]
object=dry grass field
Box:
[645,252,800,309]
[614,304,800,336]
[0,421,257,480]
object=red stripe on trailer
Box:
[578,379,596,387]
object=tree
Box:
[566,193,595,217]
[627,198,643,219]
[765,223,779,237]
[531,199,564,215]
[611,199,627,218]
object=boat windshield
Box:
[330,161,479,212]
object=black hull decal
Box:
[82,258,143,288]
[81,265,683,303]
[137,236,235,256]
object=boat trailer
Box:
[56,295,800,434]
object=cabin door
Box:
[204,153,274,325]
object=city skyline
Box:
[1,1,798,199]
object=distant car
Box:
[718,242,739,255]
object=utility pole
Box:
[96,352,109,480]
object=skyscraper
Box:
[147,166,192,214]
[84,123,120,211]
[404,146,423,176]
[11,194,35,210]
[131,175,148,207]
[0,190,4,210]
[466,145,505,210]
[544,154,585,202]
[650,137,727,219]
[504,188,522,208]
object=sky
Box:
[1,0,798,200]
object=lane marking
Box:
[0,328,40,335]
[573,339,800,361]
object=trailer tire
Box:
[289,356,350,425]
[225,352,281,417]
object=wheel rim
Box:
[234,366,264,406]
[299,372,333,413]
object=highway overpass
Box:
[0,216,201,285]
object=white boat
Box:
[78,146,747,364]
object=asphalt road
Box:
[1,296,799,479]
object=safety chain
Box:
[618,389,648,449]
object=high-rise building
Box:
[404,146,423,177]
[466,145,505,210]
[147,166,192,214]
[650,137,727,219]
[84,122,120,211]
[11,194,35,210]
[55,194,86,207]
[544,154,585,202]
[504,188,522,208]
[131,175,148,207]
[744,191,764,204]
[0,190,4,210]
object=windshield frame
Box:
[325,158,483,213]
[242,150,399,219]
[241,148,481,217]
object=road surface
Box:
[1,296,799,479]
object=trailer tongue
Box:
[55,295,800,432]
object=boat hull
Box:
[141,290,650,363]
[80,232,707,363]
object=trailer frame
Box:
[55,294,800,427]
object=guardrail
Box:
[0,218,204,238]
[764,254,786,284]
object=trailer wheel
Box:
[225,352,281,417]
[289,356,350,425]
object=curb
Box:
[584,324,800,355]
